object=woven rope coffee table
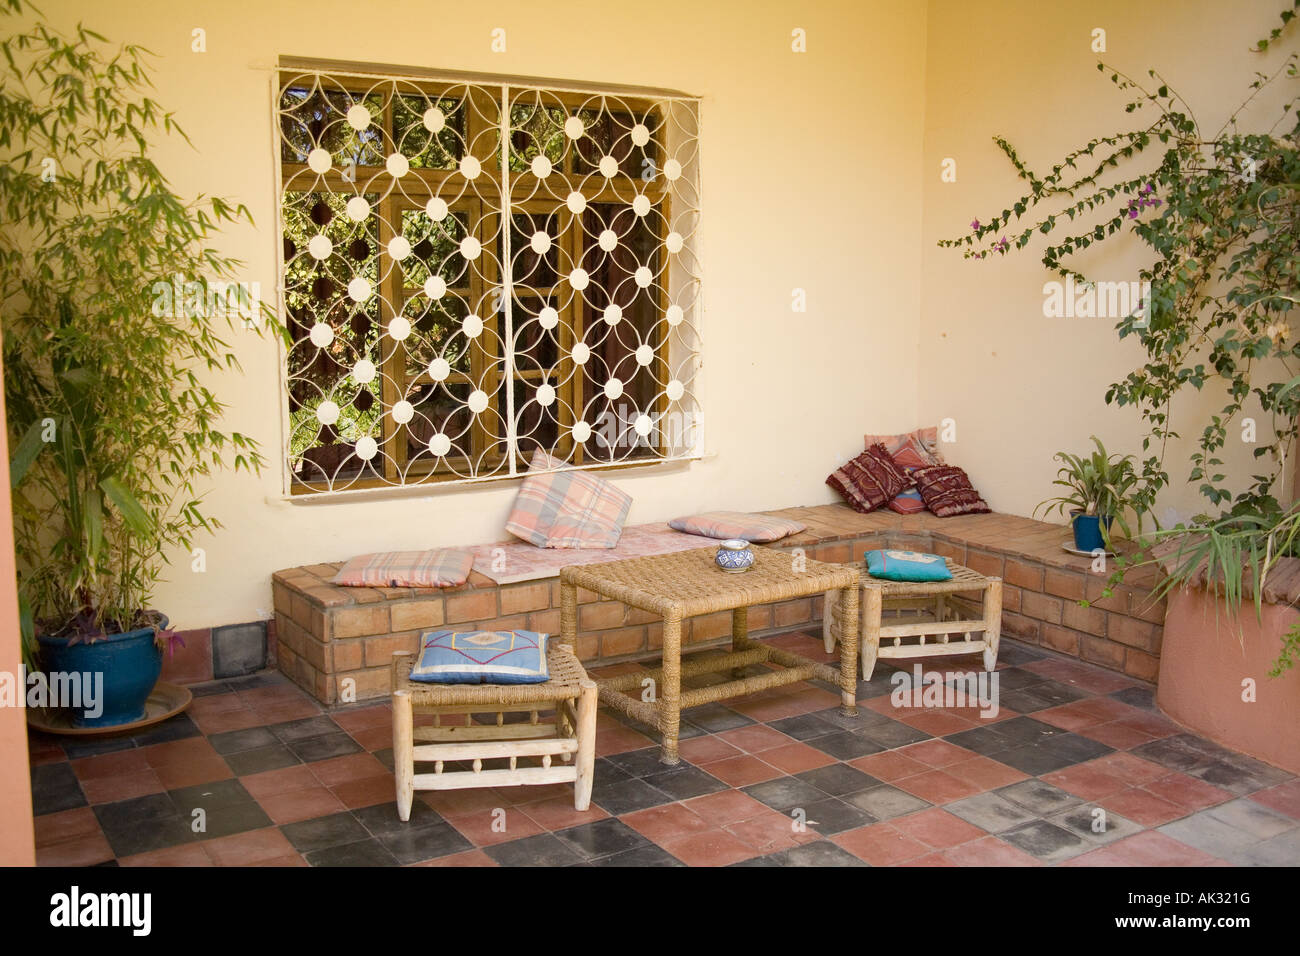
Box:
[560,545,860,765]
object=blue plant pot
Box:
[37,620,164,728]
[715,539,755,573]
[1071,513,1114,553]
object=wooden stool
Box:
[824,562,1001,679]
[389,641,597,820]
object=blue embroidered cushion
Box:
[864,549,953,582]
[410,630,549,684]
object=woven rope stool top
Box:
[860,560,994,596]
[391,641,589,707]
[560,545,857,618]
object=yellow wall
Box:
[39,0,929,629]
[920,0,1297,524]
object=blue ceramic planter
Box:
[38,620,164,728]
[1071,513,1114,553]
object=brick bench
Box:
[271,504,1165,705]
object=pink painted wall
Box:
[0,344,36,865]
[1159,588,1300,775]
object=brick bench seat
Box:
[271,504,1165,705]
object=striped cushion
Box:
[827,444,909,514]
[668,511,806,543]
[912,465,991,518]
[505,450,632,549]
[863,427,945,469]
[409,630,549,684]
[331,549,474,588]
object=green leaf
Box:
[8,419,45,488]
[99,476,153,536]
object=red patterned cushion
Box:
[888,490,927,515]
[827,444,909,514]
[863,427,945,469]
[912,465,991,518]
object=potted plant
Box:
[1035,436,1141,552]
[1,1,280,726]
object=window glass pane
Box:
[506,103,567,172]
[393,93,464,170]
[573,108,659,177]
[279,86,386,167]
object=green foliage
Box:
[0,0,283,669]
[1035,435,1144,541]
[940,2,1300,517]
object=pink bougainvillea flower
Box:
[971,219,981,231]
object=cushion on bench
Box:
[668,511,806,542]
[331,549,474,588]
[506,450,632,549]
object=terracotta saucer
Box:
[26,681,193,736]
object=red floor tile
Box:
[594,726,654,757]
[890,808,986,849]
[895,710,978,736]
[257,786,347,824]
[1143,773,1233,812]
[250,853,310,867]
[1249,779,1300,820]
[119,844,212,867]
[1100,788,1190,827]
[36,831,114,867]
[80,769,165,805]
[71,749,151,781]
[1041,763,1129,801]
[518,795,607,831]
[757,741,835,774]
[1112,711,1182,739]
[240,764,319,800]
[677,735,742,764]
[727,809,820,853]
[892,769,982,804]
[189,707,268,735]
[34,807,100,848]
[445,807,545,847]
[309,752,391,788]
[681,790,770,827]
[419,786,512,817]
[1063,830,1224,867]
[1091,752,1170,786]
[897,739,977,769]
[942,755,1028,790]
[414,849,499,867]
[201,827,298,866]
[941,836,1041,866]
[716,723,794,754]
[349,725,393,751]
[849,750,930,782]
[1077,721,1158,750]
[330,774,395,809]
[832,823,929,865]
[662,828,760,866]
[622,802,710,845]
[899,851,956,866]
[697,755,782,787]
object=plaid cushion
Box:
[505,450,632,549]
[912,465,991,518]
[331,549,473,588]
[827,444,909,514]
[668,511,806,543]
[863,427,945,468]
[410,630,549,684]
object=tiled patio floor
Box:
[27,633,1300,867]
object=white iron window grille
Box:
[273,65,702,496]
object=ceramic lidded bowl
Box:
[715,539,755,573]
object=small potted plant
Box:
[2,3,279,726]
[1035,436,1141,553]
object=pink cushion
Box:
[505,451,632,549]
[331,549,473,588]
[668,511,806,543]
[863,427,946,513]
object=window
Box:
[275,65,702,495]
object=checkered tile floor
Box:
[28,634,1300,866]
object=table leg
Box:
[560,580,578,653]
[730,606,750,679]
[861,586,882,681]
[837,586,860,716]
[982,578,1002,671]
[659,613,683,765]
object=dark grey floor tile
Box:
[224,672,288,691]
[990,743,1080,776]
[1130,736,1208,773]
[553,819,650,861]
[1000,687,1061,713]
[372,748,396,772]
[353,800,445,836]
[60,735,138,760]
[194,801,274,840]
[188,681,235,698]
[208,726,278,755]
[643,765,727,800]
[281,811,371,853]
[1158,812,1264,859]
[803,797,874,835]
[811,706,893,732]
[378,821,473,864]
[996,779,1084,815]
[223,743,302,776]
[1109,686,1156,711]
[680,703,754,733]
[30,762,87,815]
[1047,805,1142,847]
[841,784,931,820]
[288,732,363,763]
[1226,826,1300,866]
[1190,756,1293,796]
[590,777,674,815]
[128,714,201,746]
[588,844,684,867]
[750,840,869,867]
[986,716,1067,746]
[606,747,679,779]
[795,763,880,796]
[945,725,1013,756]
[806,731,887,760]
[94,794,194,857]
[305,838,399,867]
[742,777,830,812]
[484,832,586,867]
[1036,733,1114,765]
[1001,819,1090,863]
[269,715,342,743]
[995,641,1045,666]
[945,792,1040,833]
[987,666,1050,691]
[769,713,844,741]
[168,779,254,813]
[1204,798,1298,839]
